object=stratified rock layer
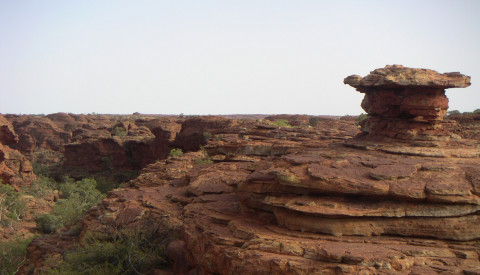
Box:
[0,115,36,187]
[344,65,471,141]
[20,115,480,274]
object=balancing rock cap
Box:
[344,65,471,92]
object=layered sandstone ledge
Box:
[20,115,480,274]
[13,66,480,274]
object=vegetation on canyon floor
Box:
[46,215,176,275]
[35,177,105,234]
[0,181,33,275]
[0,236,35,275]
[0,180,27,226]
[112,125,128,137]
[270,119,292,127]
[32,149,138,194]
[168,148,184,158]
[4,142,177,274]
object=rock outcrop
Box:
[6,115,73,155]
[16,67,480,274]
[0,115,18,146]
[344,65,471,142]
[22,110,480,274]
[0,115,36,188]
[3,114,185,179]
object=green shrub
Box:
[308,117,319,127]
[0,237,34,275]
[203,132,212,141]
[0,216,13,228]
[473,109,480,114]
[215,134,223,141]
[112,126,127,136]
[101,156,113,170]
[32,163,50,177]
[64,123,76,131]
[25,176,57,198]
[271,119,291,127]
[32,149,65,178]
[36,214,63,234]
[94,177,117,194]
[169,148,184,158]
[49,217,175,274]
[447,110,461,115]
[0,183,27,221]
[355,113,368,126]
[36,178,105,233]
[195,147,214,165]
[195,158,214,165]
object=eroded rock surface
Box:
[0,115,36,188]
[344,65,480,159]
[14,67,480,274]
[344,65,471,141]
[20,112,480,274]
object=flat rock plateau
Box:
[1,65,479,274]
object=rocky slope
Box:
[21,119,480,274]
[0,115,36,189]
[11,65,480,274]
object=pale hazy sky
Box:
[1,0,479,115]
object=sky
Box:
[0,0,479,115]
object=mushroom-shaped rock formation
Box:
[344,65,471,142]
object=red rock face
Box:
[361,88,449,122]
[0,115,19,145]
[20,115,480,274]
[345,65,471,141]
[0,115,36,187]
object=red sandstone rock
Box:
[0,115,36,187]
[344,65,472,141]
[15,112,480,274]
[0,115,18,145]
[344,65,470,90]
[5,115,72,155]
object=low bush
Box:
[36,214,63,234]
[355,113,368,126]
[194,158,214,165]
[112,126,127,136]
[447,110,461,115]
[203,132,212,141]
[0,237,34,275]
[32,149,65,178]
[0,182,27,222]
[169,148,184,158]
[194,148,213,165]
[48,216,175,274]
[36,178,105,234]
[94,177,118,194]
[308,117,319,127]
[271,119,291,127]
[25,176,57,198]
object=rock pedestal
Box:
[344,65,471,141]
